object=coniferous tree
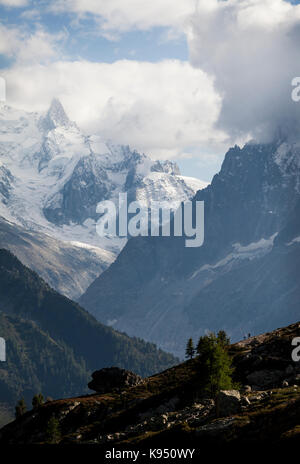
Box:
[217,330,231,348]
[46,416,61,444]
[197,330,231,355]
[185,338,195,359]
[15,398,26,419]
[196,332,214,357]
[197,332,234,397]
[32,393,44,409]
[206,341,233,397]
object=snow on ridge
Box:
[190,234,277,280]
[273,141,300,193]
[287,236,300,246]
[177,175,208,193]
[232,235,277,254]
[68,240,115,261]
[274,141,300,171]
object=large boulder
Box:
[217,390,241,417]
[88,367,143,393]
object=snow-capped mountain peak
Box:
[42,98,73,131]
[0,100,207,254]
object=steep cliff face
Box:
[80,140,300,356]
[0,166,13,204]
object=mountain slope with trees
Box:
[0,249,177,419]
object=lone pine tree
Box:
[185,338,195,359]
[197,332,233,397]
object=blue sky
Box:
[0,0,300,181]
[0,3,189,66]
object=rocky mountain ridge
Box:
[80,139,300,356]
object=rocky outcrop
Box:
[88,367,143,393]
[232,322,300,390]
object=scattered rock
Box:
[196,417,237,436]
[217,390,241,417]
[242,385,252,393]
[249,391,267,402]
[241,397,251,407]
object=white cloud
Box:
[51,0,196,38]
[3,59,226,159]
[187,0,300,142]
[0,0,28,6]
[0,23,66,64]
[16,29,66,64]
[0,24,20,56]
[4,0,299,169]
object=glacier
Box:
[0,98,207,298]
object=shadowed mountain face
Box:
[80,140,300,357]
[0,249,177,413]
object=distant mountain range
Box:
[0,249,177,420]
[80,139,300,357]
[0,99,205,299]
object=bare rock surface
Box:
[88,367,143,393]
[217,390,241,417]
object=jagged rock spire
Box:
[44,98,71,130]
